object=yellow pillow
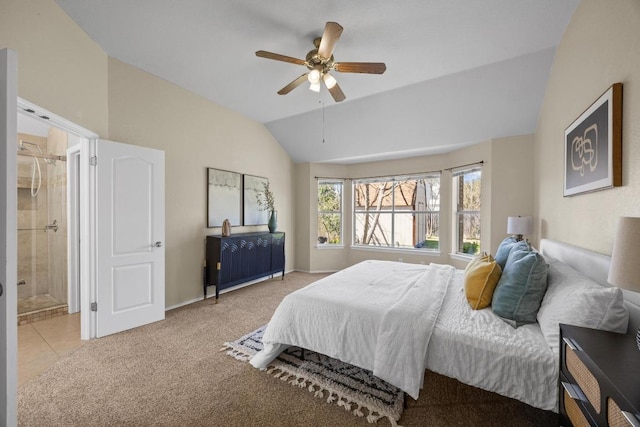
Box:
[464,253,502,310]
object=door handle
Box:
[152,241,163,248]
[0,282,3,297]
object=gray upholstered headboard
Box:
[540,238,640,334]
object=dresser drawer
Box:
[564,337,601,414]
[563,386,593,427]
[608,398,640,427]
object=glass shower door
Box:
[16,131,68,322]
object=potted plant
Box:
[257,181,277,232]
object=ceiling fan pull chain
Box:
[321,99,325,144]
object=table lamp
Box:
[607,217,640,351]
[507,216,532,242]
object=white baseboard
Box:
[165,269,296,312]
[293,269,339,274]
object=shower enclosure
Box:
[16,129,68,324]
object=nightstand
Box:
[559,324,640,427]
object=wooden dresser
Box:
[205,232,285,299]
[559,324,640,426]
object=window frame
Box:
[316,179,344,247]
[351,173,440,252]
[452,166,482,256]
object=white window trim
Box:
[351,244,441,257]
[315,244,345,250]
[449,252,474,262]
[452,166,482,256]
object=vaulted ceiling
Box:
[55,0,580,163]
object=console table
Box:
[204,232,285,299]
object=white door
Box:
[0,48,18,427]
[95,139,165,337]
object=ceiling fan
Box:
[256,22,386,102]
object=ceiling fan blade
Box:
[256,50,306,66]
[318,22,343,59]
[327,80,346,102]
[333,62,387,74]
[277,73,309,95]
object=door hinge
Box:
[90,156,97,166]
[90,302,97,311]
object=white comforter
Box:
[426,269,558,411]
[250,260,454,399]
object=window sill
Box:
[351,245,441,257]
[315,244,345,250]
[449,253,474,262]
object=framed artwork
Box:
[243,174,270,226]
[207,168,242,227]
[564,83,622,197]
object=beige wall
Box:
[297,135,534,272]
[491,135,535,250]
[107,58,295,307]
[0,0,109,137]
[534,0,640,254]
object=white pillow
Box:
[536,258,629,354]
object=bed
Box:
[250,239,640,412]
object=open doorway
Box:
[16,98,166,343]
[15,102,93,387]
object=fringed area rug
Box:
[222,325,405,426]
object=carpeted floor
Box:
[18,272,558,426]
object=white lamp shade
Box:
[507,216,532,235]
[323,73,337,89]
[307,69,321,84]
[608,217,640,292]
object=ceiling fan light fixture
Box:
[323,73,337,89]
[307,68,321,84]
[256,21,386,102]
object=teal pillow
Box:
[492,246,549,327]
[494,237,521,270]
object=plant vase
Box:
[268,210,277,233]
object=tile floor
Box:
[17,312,84,388]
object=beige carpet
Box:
[18,272,558,426]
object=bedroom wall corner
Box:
[107,58,295,307]
[294,163,312,272]
[490,135,535,252]
[533,0,640,254]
